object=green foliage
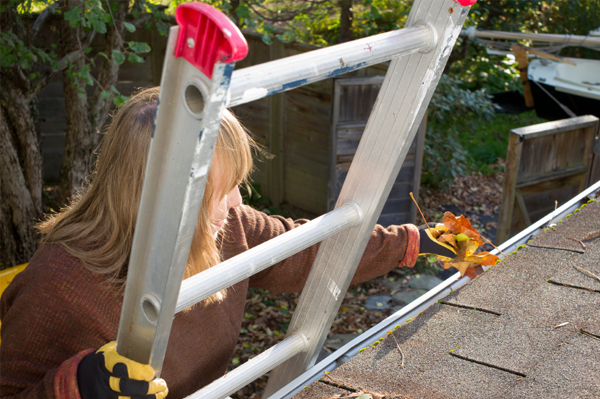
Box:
[0,31,52,69]
[285,0,411,46]
[422,75,499,189]
[63,2,113,34]
[457,110,544,170]
[289,6,340,46]
[449,50,521,94]
[110,85,129,107]
[1,0,168,106]
[111,50,125,65]
[128,41,151,54]
[351,0,410,39]
[424,104,545,190]
[543,1,600,60]
[241,183,283,216]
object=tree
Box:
[0,0,168,268]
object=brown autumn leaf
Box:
[433,212,499,278]
[442,212,484,246]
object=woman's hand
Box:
[418,223,457,258]
[77,341,168,399]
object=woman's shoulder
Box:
[1,244,115,311]
[229,204,261,221]
[229,204,302,228]
[13,244,88,285]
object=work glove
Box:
[418,223,456,258]
[77,341,168,399]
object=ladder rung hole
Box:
[184,82,206,119]
[141,295,160,325]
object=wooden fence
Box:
[37,28,424,224]
[496,115,600,243]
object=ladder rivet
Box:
[187,38,195,49]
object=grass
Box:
[423,109,546,189]
[458,110,546,173]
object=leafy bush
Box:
[241,183,284,216]
[422,75,499,189]
[449,50,521,94]
[458,110,545,169]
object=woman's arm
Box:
[221,205,418,293]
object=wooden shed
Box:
[37,30,425,225]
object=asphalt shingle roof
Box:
[295,200,600,398]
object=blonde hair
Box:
[38,87,256,303]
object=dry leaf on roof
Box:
[431,212,499,278]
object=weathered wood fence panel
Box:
[496,115,600,244]
[329,76,426,225]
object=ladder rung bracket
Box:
[227,24,435,107]
[176,201,362,312]
[186,332,309,399]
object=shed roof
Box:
[295,200,600,398]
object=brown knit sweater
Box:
[0,205,418,399]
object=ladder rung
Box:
[186,332,308,399]
[176,201,362,312]
[227,24,435,107]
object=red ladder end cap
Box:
[175,2,248,78]
[454,0,477,5]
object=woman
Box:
[0,87,454,399]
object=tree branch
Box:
[26,49,84,103]
[249,0,329,23]
[104,0,124,48]
[31,2,59,40]
[90,1,127,134]
[129,14,153,28]
[82,30,97,50]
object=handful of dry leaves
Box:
[428,212,499,279]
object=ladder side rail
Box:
[227,25,435,107]
[117,3,248,374]
[117,26,218,369]
[264,0,472,395]
[185,333,309,399]
[176,201,362,312]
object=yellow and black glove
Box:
[77,341,168,399]
[418,223,456,258]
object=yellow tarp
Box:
[0,263,28,344]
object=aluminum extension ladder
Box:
[116,1,474,398]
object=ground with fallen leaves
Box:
[229,166,504,398]
[419,160,504,243]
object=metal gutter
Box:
[270,179,600,399]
